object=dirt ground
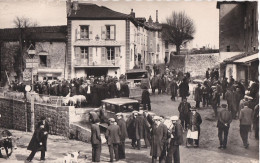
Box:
[0,93,258,163]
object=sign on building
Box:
[26,59,39,68]
[23,69,32,82]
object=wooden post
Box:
[24,97,27,132]
[30,93,35,132]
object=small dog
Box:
[63,151,81,163]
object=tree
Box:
[162,11,195,55]
[13,16,38,82]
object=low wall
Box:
[0,97,71,137]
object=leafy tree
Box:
[162,11,195,55]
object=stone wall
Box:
[185,53,220,78]
[0,97,70,137]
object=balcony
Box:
[74,59,120,67]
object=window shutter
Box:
[89,26,93,39]
[101,47,106,64]
[47,56,51,67]
[101,26,106,40]
[74,47,80,59]
[115,47,120,59]
[110,26,115,40]
[89,47,93,65]
[76,26,81,40]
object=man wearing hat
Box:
[116,113,128,159]
[105,118,121,162]
[134,111,145,150]
[142,86,151,111]
[126,111,138,148]
[150,116,168,163]
[239,102,253,148]
[35,116,49,161]
[178,98,191,131]
[217,104,232,149]
[90,112,101,162]
[187,107,202,148]
[194,83,202,108]
[143,110,152,148]
[166,116,183,163]
[212,86,218,118]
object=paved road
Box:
[0,93,258,163]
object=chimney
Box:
[66,0,72,16]
[72,0,79,11]
[148,15,153,24]
[156,10,158,23]
[130,9,135,18]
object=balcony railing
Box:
[74,59,120,67]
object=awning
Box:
[38,52,49,55]
[234,53,259,63]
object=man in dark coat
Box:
[126,111,137,148]
[202,82,210,107]
[166,116,183,163]
[178,98,191,130]
[142,86,151,111]
[90,112,101,162]
[222,78,228,99]
[150,116,168,163]
[143,111,152,148]
[194,83,202,108]
[253,104,259,140]
[217,104,232,149]
[225,88,233,112]
[120,82,130,97]
[170,79,178,101]
[239,102,253,148]
[116,113,128,159]
[36,116,49,160]
[105,118,121,162]
[212,86,219,118]
[135,111,145,150]
[158,75,166,94]
[26,125,46,162]
[206,68,210,79]
[151,75,159,94]
[187,107,202,147]
[179,79,189,101]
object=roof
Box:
[101,98,138,106]
[68,3,131,20]
[0,26,67,42]
[223,51,259,63]
[234,53,259,63]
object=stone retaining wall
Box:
[0,97,70,137]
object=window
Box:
[227,46,230,52]
[80,47,88,59]
[165,41,169,49]
[80,26,89,39]
[157,44,160,52]
[106,47,115,60]
[39,55,47,67]
[106,25,115,40]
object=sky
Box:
[0,0,219,49]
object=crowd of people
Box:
[9,75,130,107]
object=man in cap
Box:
[217,104,232,149]
[187,107,202,148]
[239,102,253,148]
[178,98,191,131]
[105,118,121,162]
[150,116,168,163]
[135,111,145,150]
[143,110,152,148]
[166,116,183,163]
[116,113,128,159]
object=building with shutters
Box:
[66,1,168,78]
[0,26,67,85]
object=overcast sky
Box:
[0,0,219,49]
